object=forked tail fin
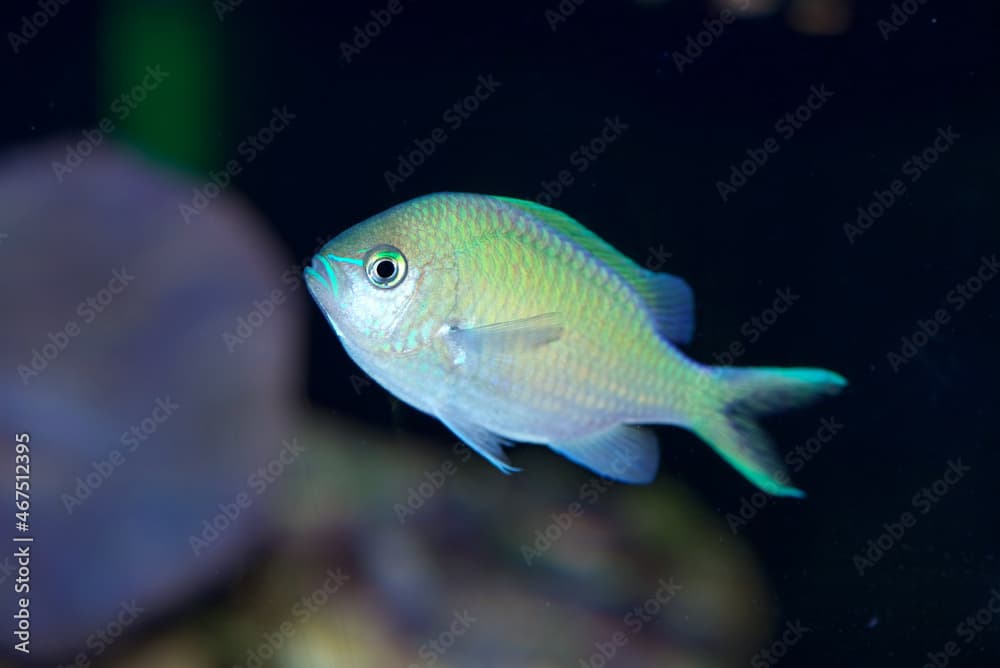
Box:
[692,367,847,497]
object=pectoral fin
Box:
[443,313,563,372]
[436,411,519,474]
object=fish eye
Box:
[364,245,407,288]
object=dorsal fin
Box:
[493,196,695,345]
[638,272,695,345]
[494,196,645,278]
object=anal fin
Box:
[548,425,660,483]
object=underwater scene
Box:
[1,0,997,666]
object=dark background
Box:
[3,0,998,666]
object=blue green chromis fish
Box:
[304,193,846,496]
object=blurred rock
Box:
[0,140,304,661]
[214,417,774,668]
[788,0,853,35]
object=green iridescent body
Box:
[305,193,846,495]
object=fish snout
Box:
[304,255,347,337]
[304,255,340,300]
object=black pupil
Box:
[375,259,396,280]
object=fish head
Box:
[304,199,456,355]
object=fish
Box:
[304,193,846,496]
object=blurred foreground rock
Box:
[0,140,304,661]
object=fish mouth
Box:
[304,255,340,299]
[304,256,346,337]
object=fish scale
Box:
[453,213,656,419]
[535,218,676,413]
[305,192,846,495]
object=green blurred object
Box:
[100,0,221,173]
